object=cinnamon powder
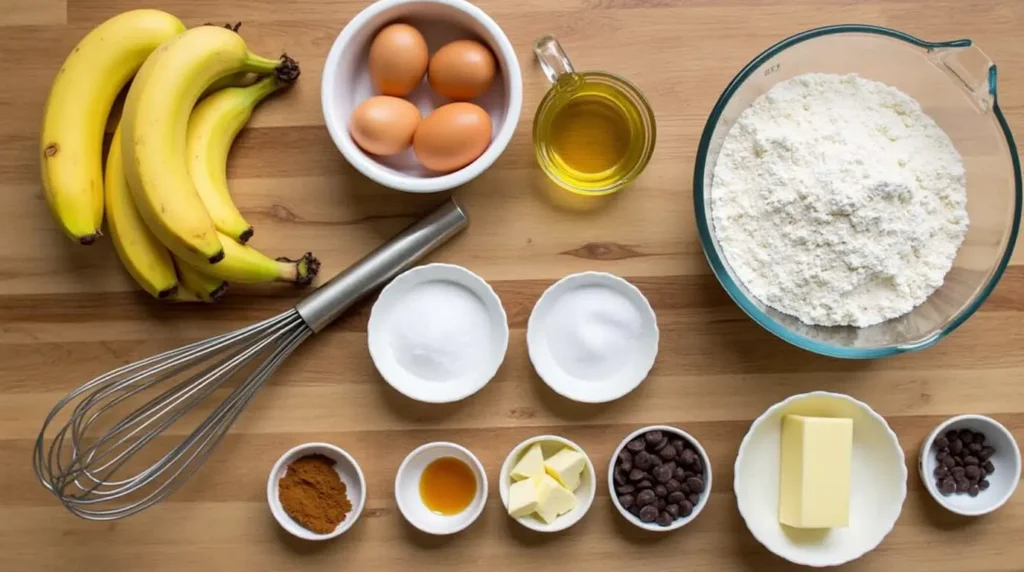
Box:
[278,454,352,534]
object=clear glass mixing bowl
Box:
[694,25,1021,358]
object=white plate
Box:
[368,263,508,403]
[527,272,659,403]
[498,435,595,532]
[734,391,906,567]
[395,442,488,535]
[919,414,1021,516]
[267,442,367,541]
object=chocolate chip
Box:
[956,479,970,493]
[616,484,636,494]
[627,438,645,453]
[656,498,666,511]
[942,456,955,469]
[954,456,963,467]
[965,465,980,480]
[679,482,691,495]
[667,491,685,505]
[645,431,664,445]
[666,479,681,494]
[657,511,674,526]
[629,468,645,482]
[638,479,653,490]
[934,465,949,479]
[964,455,979,466]
[666,504,680,519]
[680,449,697,467]
[688,493,701,506]
[937,450,948,462]
[683,471,695,480]
[618,450,633,471]
[983,460,995,474]
[673,467,686,481]
[686,477,705,494]
[680,500,694,517]
[945,430,958,441]
[654,484,668,498]
[968,442,983,454]
[974,431,986,445]
[659,445,677,460]
[959,429,974,445]
[980,447,995,461]
[650,455,663,467]
[639,505,659,523]
[653,464,673,483]
[634,452,654,471]
[935,437,950,449]
[618,494,635,509]
[654,437,670,452]
[940,477,956,495]
[951,466,966,479]
[979,479,990,490]
[636,489,656,507]
[629,505,641,517]
[979,466,988,479]
[950,439,963,455]
[969,484,980,497]
[693,456,704,473]
[671,439,685,452]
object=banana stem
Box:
[243,53,300,84]
[274,253,320,285]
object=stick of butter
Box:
[779,414,853,529]
[510,443,545,481]
[543,447,586,492]
[507,476,541,517]
[534,474,576,524]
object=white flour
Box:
[711,73,968,327]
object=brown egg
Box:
[428,40,497,100]
[349,96,422,156]
[413,102,492,172]
[368,23,429,96]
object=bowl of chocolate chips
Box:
[609,425,711,531]
[920,414,1021,517]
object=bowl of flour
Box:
[694,25,1021,358]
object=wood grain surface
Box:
[3,0,1024,570]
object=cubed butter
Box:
[510,443,545,481]
[534,474,576,524]
[507,477,540,517]
[779,415,853,529]
[543,447,587,492]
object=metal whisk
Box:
[34,199,468,520]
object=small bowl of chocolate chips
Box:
[920,414,1021,517]
[609,425,711,531]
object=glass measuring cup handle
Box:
[534,35,576,84]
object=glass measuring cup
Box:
[532,36,656,196]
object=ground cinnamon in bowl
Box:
[278,454,352,534]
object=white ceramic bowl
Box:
[919,414,1021,516]
[734,391,907,567]
[395,442,488,535]
[527,272,659,403]
[368,263,508,403]
[498,435,596,533]
[267,442,367,541]
[321,0,523,193]
[608,425,712,532]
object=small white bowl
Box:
[498,435,596,533]
[919,414,1021,516]
[527,272,659,403]
[395,442,488,535]
[735,391,907,568]
[267,442,367,541]
[368,263,508,403]
[321,0,523,193]
[609,425,712,532]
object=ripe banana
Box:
[180,237,320,285]
[187,75,288,243]
[121,25,300,263]
[40,9,185,244]
[105,125,179,299]
[175,259,228,302]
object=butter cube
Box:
[507,477,540,517]
[510,443,545,481]
[534,474,576,524]
[779,415,853,529]
[543,447,587,492]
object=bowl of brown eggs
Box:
[321,0,523,193]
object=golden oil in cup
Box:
[533,36,656,196]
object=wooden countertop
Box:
[2,0,1023,570]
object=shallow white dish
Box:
[527,272,659,403]
[368,263,508,403]
[919,414,1021,516]
[267,442,367,541]
[321,0,523,193]
[395,442,488,535]
[734,391,906,567]
[609,425,712,532]
[498,435,596,533]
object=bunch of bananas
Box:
[40,10,318,301]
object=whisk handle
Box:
[295,198,470,333]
